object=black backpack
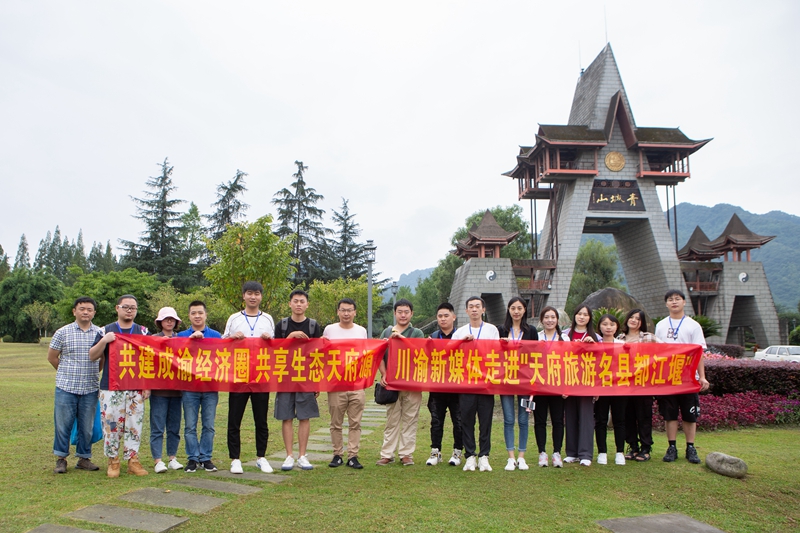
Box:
[279,317,318,338]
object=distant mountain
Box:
[580,204,800,308]
[668,203,800,309]
[398,268,435,290]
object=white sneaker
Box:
[517,457,529,471]
[478,456,492,472]
[505,458,516,471]
[448,449,462,466]
[538,451,549,467]
[615,452,626,465]
[154,460,167,473]
[230,459,244,474]
[463,455,476,471]
[580,459,591,466]
[297,455,313,470]
[281,456,295,471]
[426,448,441,466]
[167,458,183,470]
[552,452,563,468]
[256,457,273,473]
[597,453,608,465]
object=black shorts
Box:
[657,393,700,423]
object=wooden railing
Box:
[684,281,719,292]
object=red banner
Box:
[385,338,703,396]
[109,335,385,393]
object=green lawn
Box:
[1,342,799,533]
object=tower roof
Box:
[677,226,723,261]
[569,44,636,130]
[706,213,775,251]
[452,210,519,259]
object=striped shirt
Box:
[50,322,102,395]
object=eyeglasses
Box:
[338,308,355,314]
[119,305,138,311]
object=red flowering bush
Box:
[651,390,800,431]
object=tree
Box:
[14,234,30,270]
[34,230,52,271]
[330,198,368,279]
[272,161,329,285]
[565,239,625,314]
[146,284,230,333]
[180,202,207,264]
[0,269,63,342]
[58,267,164,328]
[22,301,58,338]
[88,241,117,273]
[207,170,249,241]
[451,205,531,260]
[204,215,295,314]
[72,230,89,273]
[0,244,9,281]
[306,276,384,329]
[120,158,194,290]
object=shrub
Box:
[707,344,745,359]
[650,390,800,431]
[789,327,800,346]
[704,359,800,396]
[592,307,624,331]
[693,315,721,338]
[1,334,11,343]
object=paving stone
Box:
[343,421,381,427]
[308,434,341,442]
[238,459,282,470]
[209,470,290,483]
[27,525,98,533]
[66,504,188,533]
[170,478,262,495]
[597,513,725,533]
[359,418,385,423]
[363,408,386,413]
[314,428,372,436]
[120,488,225,514]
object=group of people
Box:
[49,281,709,477]
[375,290,709,472]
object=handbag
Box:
[374,382,399,405]
[70,399,103,445]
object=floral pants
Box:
[99,390,144,460]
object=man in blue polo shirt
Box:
[176,300,222,473]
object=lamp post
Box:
[365,240,377,338]
[391,281,399,325]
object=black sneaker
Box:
[203,460,218,472]
[328,455,343,468]
[184,460,198,473]
[346,457,363,469]
[663,445,678,462]
[686,446,701,464]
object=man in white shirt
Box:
[323,298,368,470]
[222,281,275,475]
[452,296,499,472]
[654,289,710,465]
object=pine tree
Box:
[119,158,189,288]
[72,230,89,272]
[272,161,329,284]
[331,198,368,279]
[0,244,10,280]
[34,230,52,271]
[180,202,207,263]
[207,170,249,241]
[14,234,30,270]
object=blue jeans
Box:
[53,387,97,458]
[182,392,218,462]
[500,395,529,452]
[149,395,182,460]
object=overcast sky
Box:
[2,0,798,283]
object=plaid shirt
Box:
[50,321,102,395]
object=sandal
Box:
[624,446,638,461]
[635,451,651,462]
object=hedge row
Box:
[707,343,746,358]
[704,359,800,396]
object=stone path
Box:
[597,513,726,533]
[39,400,387,532]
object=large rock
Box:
[580,288,654,330]
[705,452,748,478]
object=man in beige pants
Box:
[376,299,425,466]
[323,298,368,470]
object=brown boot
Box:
[107,456,121,478]
[127,456,149,476]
